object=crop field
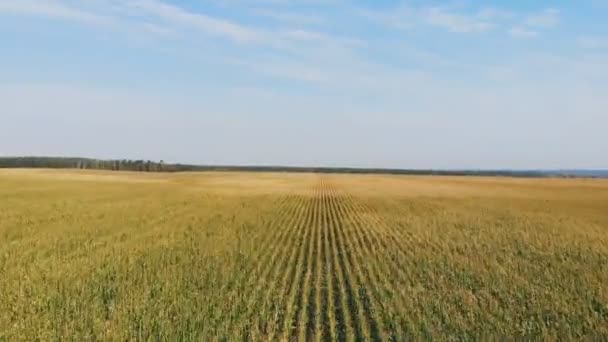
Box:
[1,169,608,339]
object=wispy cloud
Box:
[508,26,539,38]
[279,29,365,49]
[0,0,178,38]
[361,4,562,38]
[0,0,576,90]
[252,8,325,26]
[525,8,560,28]
[0,0,112,26]
[4,1,607,168]
[507,8,559,39]
[0,0,360,50]
[578,36,608,49]
[423,7,494,33]
[360,5,504,34]
[126,0,262,42]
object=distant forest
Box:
[0,157,189,172]
[1,156,606,178]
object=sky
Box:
[1,0,607,169]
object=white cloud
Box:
[476,8,514,20]
[126,0,261,42]
[360,5,504,34]
[252,9,325,25]
[578,36,608,49]
[361,4,563,38]
[0,0,267,43]
[508,26,539,38]
[0,0,179,38]
[0,0,362,52]
[423,7,493,33]
[506,8,559,38]
[0,0,112,26]
[279,29,365,49]
[525,8,559,28]
[3,1,607,169]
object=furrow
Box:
[279,185,319,340]
[325,184,351,341]
[329,183,383,341]
[255,189,316,338]
[228,194,301,296]
[254,193,312,338]
[238,194,309,338]
[296,181,321,341]
[265,189,316,339]
[340,191,426,336]
[268,194,316,340]
[336,187,405,340]
[307,179,324,341]
[317,182,331,342]
[350,194,442,258]
[344,193,422,275]
[326,185,367,341]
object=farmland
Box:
[1,169,607,339]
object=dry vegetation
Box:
[1,169,607,339]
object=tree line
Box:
[0,156,563,178]
[0,157,194,172]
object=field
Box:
[1,169,608,339]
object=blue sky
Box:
[1,0,607,169]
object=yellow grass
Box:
[1,169,607,339]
